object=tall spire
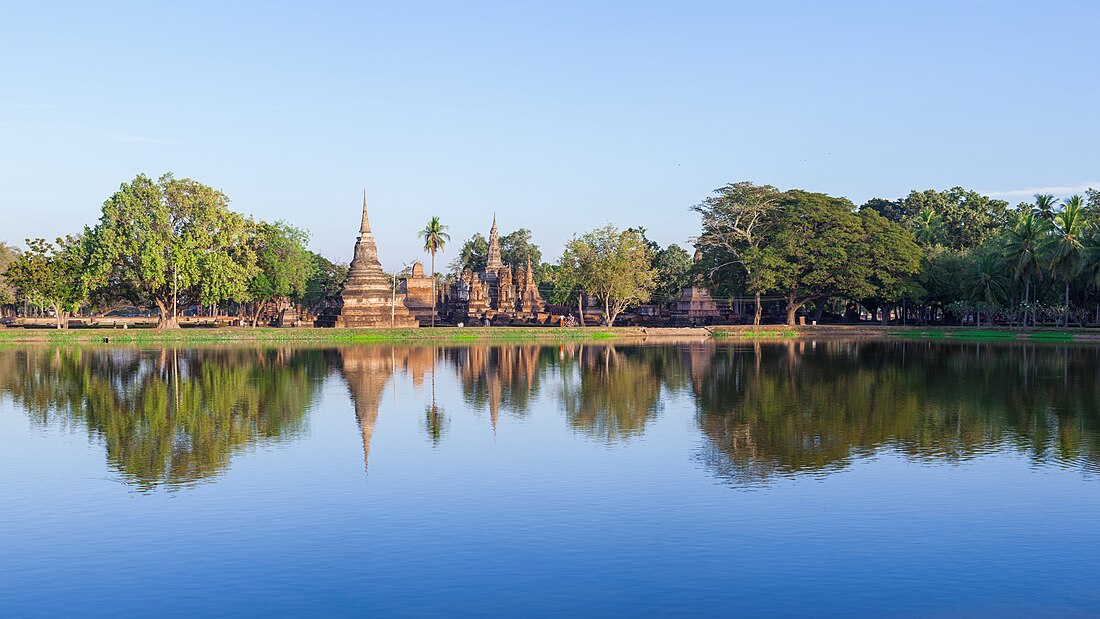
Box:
[486,213,503,272]
[359,189,371,235]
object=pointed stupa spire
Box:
[359,189,371,235]
[486,213,503,272]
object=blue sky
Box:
[2,1,1098,269]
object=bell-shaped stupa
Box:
[315,192,420,327]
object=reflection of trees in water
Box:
[693,340,1100,486]
[441,343,691,442]
[11,340,1096,490]
[1,347,327,490]
[557,345,668,442]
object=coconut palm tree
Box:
[1034,193,1058,221]
[913,208,946,247]
[1050,195,1086,326]
[965,251,1009,326]
[1077,210,1100,324]
[418,216,450,327]
[425,346,445,444]
[1003,210,1049,327]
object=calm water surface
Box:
[2,340,1100,617]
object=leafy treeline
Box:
[3,173,345,328]
[695,182,1100,326]
[6,171,1100,329]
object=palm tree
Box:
[965,251,1009,326]
[913,208,945,247]
[1080,227,1100,324]
[1034,193,1058,221]
[1051,195,1086,326]
[418,216,450,327]
[425,346,445,444]
[1003,210,1049,327]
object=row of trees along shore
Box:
[3,172,1100,328]
[693,183,1100,327]
[0,174,346,328]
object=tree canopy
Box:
[87,173,258,328]
[5,236,89,328]
[0,242,20,308]
[559,225,657,325]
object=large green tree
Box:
[5,236,88,328]
[449,233,488,274]
[499,228,543,281]
[558,225,657,326]
[692,181,783,324]
[863,187,1009,251]
[87,174,257,328]
[853,210,924,323]
[746,191,869,325]
[0,241,20,312]
[302,253,348,312]
[652,243,693,306]
[247,221,313,326]
[919,247,973,323]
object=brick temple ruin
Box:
[444,215,549,325]
[315,193,420,328]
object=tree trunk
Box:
[251,302,265,328]
[753,292,762,326]
[155,298,180,329]
[1024,280,1030,328]
[577,294,585,327]
[1064,281,1070,328]
[785,292,798,326]
[430,250,436,328]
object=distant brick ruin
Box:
[445,215,548,325]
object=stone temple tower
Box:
[488,214,503,274]
[315,192,420,327]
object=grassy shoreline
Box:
[2,324,1099,344]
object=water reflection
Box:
[336,347,396,473]
[0,347,326,489]
[692,340,1100,486]
[557,345,665,442]
[4,340,1100,490]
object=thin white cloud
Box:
[984,183,1100,199]
[1,101,59,110]
[107,133,182,146]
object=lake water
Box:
[2,340,1100,617]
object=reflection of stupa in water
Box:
[447,346,542,432]
[337,347,396,474]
